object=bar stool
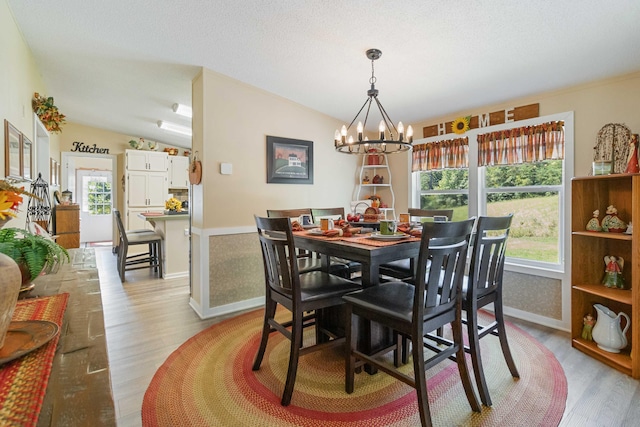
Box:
[113,210,163,282]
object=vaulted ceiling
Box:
[7,0,640,148]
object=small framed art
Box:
[266,136,313,184]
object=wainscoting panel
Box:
[208,232,263,308]
[503,271,562,320]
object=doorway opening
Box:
[61,152,117,247]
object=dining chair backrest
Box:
[408,208,454,222]
[255,215,301,298]
[113,209,128,244]
[413,218,475,326]
[310,207,344,222]
[467,214,513,300]
[267,208,312,220]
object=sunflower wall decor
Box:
[451,116,471,135]
[32,92,66,133]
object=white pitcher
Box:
[592,304,630,353]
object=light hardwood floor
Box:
[94,247,640,427]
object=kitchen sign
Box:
[70,141,110,154]
[422,103,539,138]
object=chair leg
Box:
[494,298,520,378]
[156,240,163,278]
[454,316,482,413]
[282,310,303,406]
[252,298,277,371]
[412,332,432,427]
[345,304,356,394]
[467,307,491,406]
[118,243,127,282]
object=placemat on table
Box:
[350,235,421,247]
[293,230,342,241]
[0,293,69,427]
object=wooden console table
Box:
[28,248,115,426]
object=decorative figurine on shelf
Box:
[602,255,625,289]
[372,174,383,184]
[626,222,633,234]
[362,174,370,184]
[601,205,626,232]
[624,134,639,174]
[581,313,595,341]
[585,210,602,232]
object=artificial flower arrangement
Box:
[32,92,66,133]
[0,179,37,220]
[165,197,182,212]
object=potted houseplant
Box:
[0,227,70,286]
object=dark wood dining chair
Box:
[343,218,480,427]
[379,208,454,281]
[310,207,345,220]
[425,214,516,407]
[252,215,361,406]
[310,207,362,278]
[460,214,518,406]
[267,209,325,273]
[113,210,163,282]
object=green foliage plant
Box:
[0,227,70,282]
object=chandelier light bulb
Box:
[407,125,414,143]
[398,121,405,141]
[379,120,385,140]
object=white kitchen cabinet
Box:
[126,149,168,172]
[126,208,157,231]
[126,171,168,207]
[169,156,189,189]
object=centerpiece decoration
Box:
[165,197,182,213]
[32,92,66,133]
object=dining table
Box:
[293,229,421,372]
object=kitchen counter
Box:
[139,213,190,278]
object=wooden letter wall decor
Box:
[422,103,539,138]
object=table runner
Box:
[0,293,69,427]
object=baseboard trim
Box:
[191,296,265,320]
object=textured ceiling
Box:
[6,0,640,148]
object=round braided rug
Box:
[142,309,566,426]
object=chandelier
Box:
[334,48,413,154]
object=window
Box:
[82,176,112,215]
[418,169,469,221]
[481,160,562,263]
[412,112,573,270]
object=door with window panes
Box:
[77,170,112,243]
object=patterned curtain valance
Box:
[477,120,564,167]
[411,137,469,172]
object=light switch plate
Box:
[220,163,232,175]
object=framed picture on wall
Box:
[266,136,314,184]
[4,120,22,179]
[22,135,33,181]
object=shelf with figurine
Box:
[571,173,640,378]
[355,153,395,219]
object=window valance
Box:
[411,137,468,172]
[477,120,564,167]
